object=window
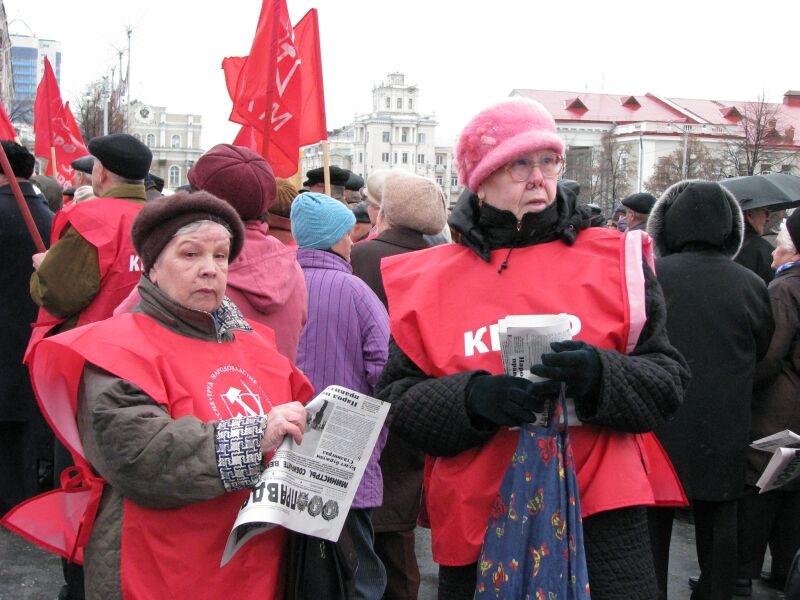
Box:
[781,164,792,174]
[168,165,181,188]
[401,128,409,143]
[409,99,413,110]
[381,152,390,163]
[171,134,180,148]
[436,155,445,166]
[451,176,458,187]
[397,98,402,109]
[417,154,425,164]
[382,131,390,143]
[358,152,363,164]
[146,133,156,147]
[417,133,426,144]
[385,97,391,108]
[436,177,444,187]
[394,152,398,164]
[402,152,409,164]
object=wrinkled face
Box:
[771,242,799,269]
[477,151,560,220]
[149,222,231,313]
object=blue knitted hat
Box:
[291,192,356,249]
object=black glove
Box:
[530,340,602,401]
[465,374,561,428]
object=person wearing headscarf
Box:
[6,191,312,600]
[374,98,690,599]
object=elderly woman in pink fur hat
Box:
[375,98,690,599]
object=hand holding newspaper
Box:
[752,429,800,493]
[221,385,389,565]
[497,313,580,427]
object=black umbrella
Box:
[719,173,800,211]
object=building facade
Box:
[301,72,459,205]
[127,100,203,190]
[8,33,60,125]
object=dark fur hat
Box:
[131,190,245,273]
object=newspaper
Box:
[497,314,578,428]
[221,385,389,566]
[753,430,800,493]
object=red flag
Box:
[0,101,16,140]
[232,124,263,152]
[294,9,327,146]
[226,0,306,176]
[33,57,88,186]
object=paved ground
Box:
[0,514,786,599]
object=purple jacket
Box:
[296,248,389,508]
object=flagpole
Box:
[49,147,57,178]
[0,143,46,252]
[322,140,330,196]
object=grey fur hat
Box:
[647,180,744,259]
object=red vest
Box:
[381,229,685,565]
[5,313,313,599]
[26,198,144,360]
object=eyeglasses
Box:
[504,153,564,181]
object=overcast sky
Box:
[5,0,797,149]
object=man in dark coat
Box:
[0,141,53,515]
[646,180,774,600]
[735,206,775,286]
[350,172,447,599]
[621,191,656,232]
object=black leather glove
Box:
[465,374,561,428]
[530,340,602,401]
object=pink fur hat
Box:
[455,98,565,192]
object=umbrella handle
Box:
[0,143,46,253]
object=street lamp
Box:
[101,76,110,136]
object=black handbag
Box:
[284,527,358,600]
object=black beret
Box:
[350,200,371,223]
[303,165,350,187]
[787,209,800,251]
[345,172,365,191]
[621,192,657,215]
[88,133,152,180]
[131,190,245,273]
[70,155,94,175]
[145,172,165,192]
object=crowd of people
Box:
[0,95,798,600]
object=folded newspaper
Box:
[752,429,800,493]
[497,314,577,428]
[221,385,389,566]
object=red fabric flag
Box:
[33,58,88,186]
[226,0,308,176]
[0,101,16,140]
[294,9,327,146]
[232,124,263,152]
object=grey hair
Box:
[174,219,233,239]
[776,221,796,254]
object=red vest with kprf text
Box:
[381,228,685,566]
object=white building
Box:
[301,72,459,205]
[128,100,203,189]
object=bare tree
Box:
[722,94,798,176]
[589,133,635,215]
[74,78,126,141]
[644,137,726,196]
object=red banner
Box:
[0,101,16,140]
[33,58,87,188]
[294,9,327,146]
[224,0,326,177]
